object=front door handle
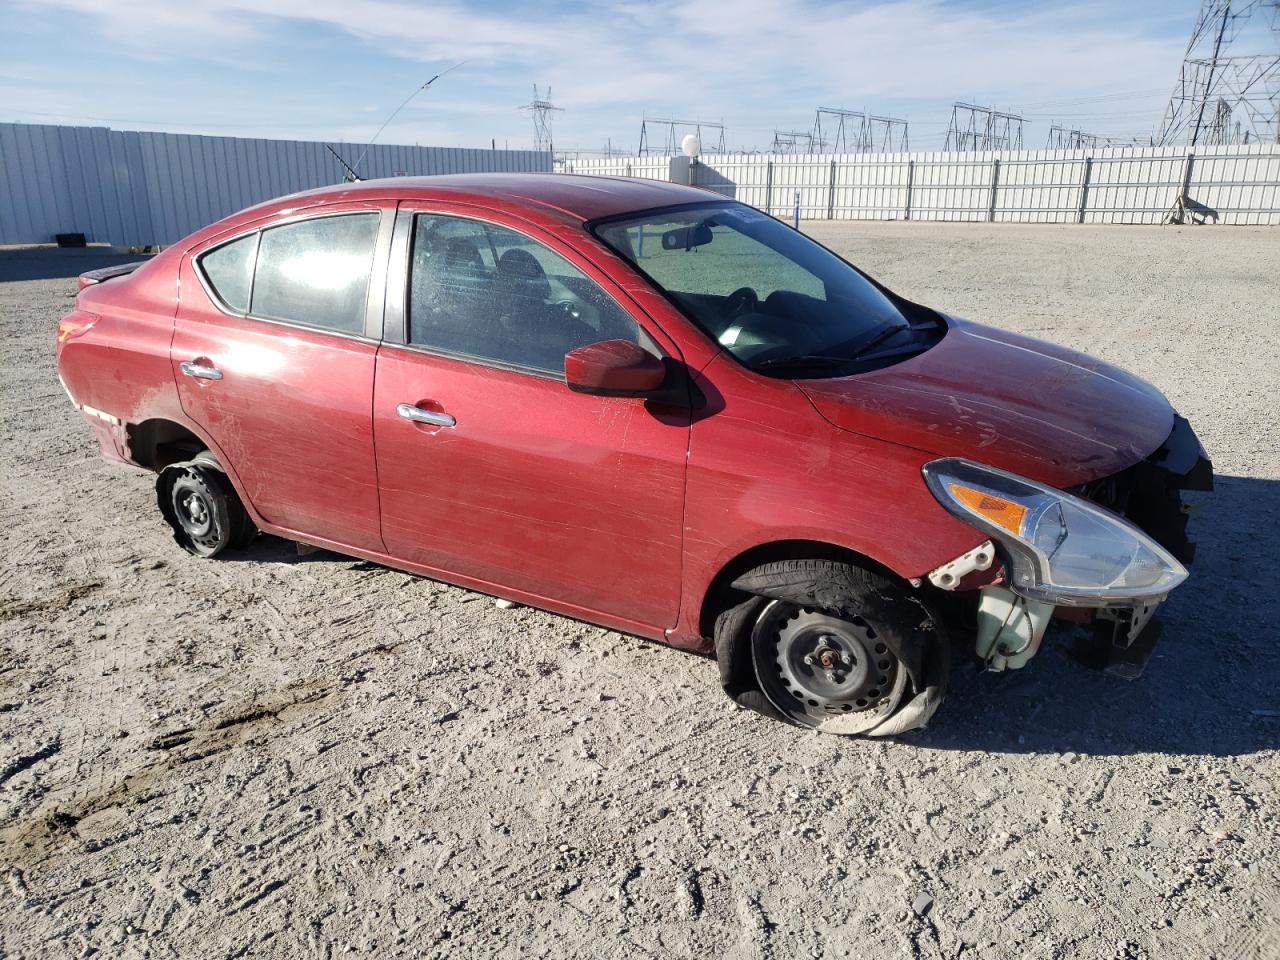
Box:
[397,403,456,428]
[180,360,223,381]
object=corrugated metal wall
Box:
[0,123,552,247]
[565,145,1280,225]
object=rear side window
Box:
[251,213,380,334]
[197,233,258,313]
[408,214,642,375]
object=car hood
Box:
[798,317,1174,488]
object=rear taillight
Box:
[57,313,96,345]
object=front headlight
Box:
[922,458,1187,607]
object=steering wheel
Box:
[717,286,759,322]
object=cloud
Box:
[9,0,1191,148]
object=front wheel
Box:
[714,559,950,736]
[156,453,256,557]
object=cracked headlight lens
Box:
[922,458,1187,606]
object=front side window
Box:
[594,203,940,376]
[250,213,380,334]
[197,232,258,314]
[407,214,642,375]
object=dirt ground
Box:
[1,223,1277,960]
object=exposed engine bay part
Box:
[715,559,949,736]
[1074,414,1213,566]
[975,586,1055,671]
[927,540,995,590]
[1083,603,1165,680]
[156,452,256,557]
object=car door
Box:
[372,205,690,631]
[173,203,394,552]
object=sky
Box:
[0,0,1204,154]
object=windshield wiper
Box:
[847,322,912,359]
[751,354,858,373]
[754,322,916,375]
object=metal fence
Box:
[0,123,552,248]
[565,145,1280,225]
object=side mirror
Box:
[565,340,667,397]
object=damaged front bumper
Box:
[1072,414,1213,676]
[928,414,1213,676]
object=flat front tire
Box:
[714,559,950,737]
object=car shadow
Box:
[222,535,346,565]
[903,473,1279,758]
[0,251,151,282]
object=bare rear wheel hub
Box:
[753,603,908,733]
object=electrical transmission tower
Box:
[638,117,727,155]
[866,115,909,152]
[943,103,1027,150]
[1046,124,1105,149]
[1155,0,1280,145]
[519,85,563,154]
[812,108,866,152]
[771,129,816,154]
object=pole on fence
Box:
[1076,156,1093,224]
[1164,152,1196,224]
[828,159,837,220]
[987,158,1000,222]
[904,159,915,221]
[794,190,801,229]
[764,161,774,216]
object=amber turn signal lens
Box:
[946,482,1028,536]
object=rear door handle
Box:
[180,360,223,381]
[397,403,456,428]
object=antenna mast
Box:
[349,62,465,177]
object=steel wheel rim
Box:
[753,603,908,733]
[170,474,223,551]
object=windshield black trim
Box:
[586,200,945,379]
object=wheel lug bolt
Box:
[804,655,815,666]
[841,653,852,665]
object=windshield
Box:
[593,202,940,376]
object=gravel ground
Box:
[1,223,1277,960]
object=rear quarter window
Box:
[196,233,259,314]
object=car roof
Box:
[265,173,719,223]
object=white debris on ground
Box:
[1,223,1277,959]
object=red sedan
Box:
[56,174,1211,736]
